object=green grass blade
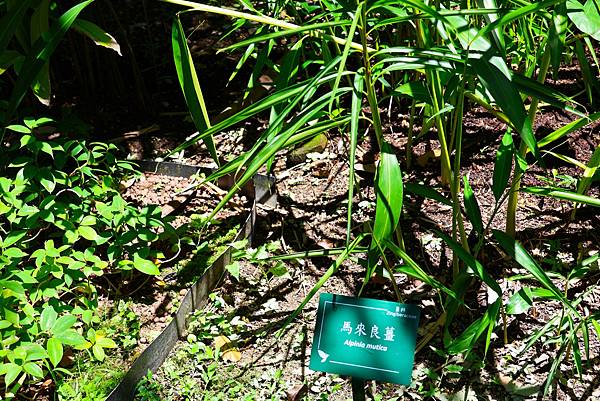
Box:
[6,0,93,122]
[521,186,600,207]
[168,71,346,155]
[492,129,514,202]
[172,16,218,163]
[330,2,362,113]
[346,71,363,247]
[574,145,600,207]
[463,175,484,235]
[575,38,596,105]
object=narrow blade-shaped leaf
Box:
[6,0,93,121]
[73,19,122,55]
[172,16,218,163]
[369,141,403,273]
[463,175,484,235]
[521,186,600,207]
[493,230,574,308]
[347,71,363,246]
[492,130,514,201]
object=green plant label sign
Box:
[309,293,420,385]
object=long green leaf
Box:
[369,141,403,274]
[73,19,122,55]
[538,112,600,148]
[436,230,502,296]
[493,230,575,307]
[463,175,484,235]
[521,186,600,207]
[473,0,566,44]
[384,239,458,299]
[5,0,94,121]
[346,71,363,246]
[172,16,218,163]
[492,129,514,201]
[470,57,538,158]
[448,300,501,355]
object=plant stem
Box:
[506,41,552,237]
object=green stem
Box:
[506,41,552,237]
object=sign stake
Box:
[351,377,366,401]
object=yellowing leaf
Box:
[214,335,241,362]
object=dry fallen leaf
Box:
[214,335,241,362]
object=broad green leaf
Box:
[370,141,403,261]
[6,0,94,120]
[225,261,240,281]
[92,344,105,361]
[54,329,86,346]
[0,280,25,295]
[492,130,514,201]
[0,50,22,75]
[30,0,50,105]
[521,187,600,207]
[3,363,22,386]
[133,253,159,275]
[549,4,568,77]
[567,0,600,41]
[40,306,57,331]
[506,287,534,315]
[73,19,121,55]
[23,362,43,378]
[78,225,98,241]
[172,16,218,163]
[51,315,76,335]
[6,124,30,134]
[47,337,63,367]
[95,336,116,348]
[463,175,483,235]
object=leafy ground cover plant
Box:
[0,117,177,397]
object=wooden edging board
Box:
[106,161,276,401]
